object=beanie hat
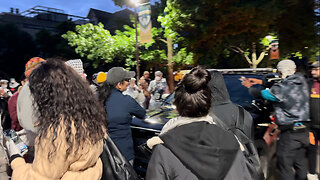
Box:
[106,67,135,85]
[25,57,45,77]
[65,59,84,78]
[97,72,107,83]
[277,59,296,78]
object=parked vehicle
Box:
[131,68,278,179]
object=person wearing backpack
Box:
[242,59,310,180]
[146,66,255,180]
[208,70,254,140]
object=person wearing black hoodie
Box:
[208,71,254,140]
[146,66,250,180]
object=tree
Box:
[63,23,135,68]
[277,0,318,59]
[63,19,194,92]
[161,0,318,68]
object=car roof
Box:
[177,68,276,76]
[207,68,276,75]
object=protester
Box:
[0,87,11,130]
[0,80,12,97]
[90,72,107,93]
[65,59,86,79]
[148,71,169,110]
[6,59,106,179]
[307,60,320,180]
[139,77,151,109]
[8,78,20,94]
[208,70,254,139]
[16,57,45,133]
[242,59,310,180]
[143,71,151,85]
[146,66,250,180]
[123,78,145,107]
[8,83,24,132]
[98,67,146,164]
[8,74,25,132]
[173,69,183,86]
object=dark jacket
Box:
[0,97,11,130]
[146,121,250,180]
[269,73,310,125]
[308,78,320,129]
[106,89,146,161]
[208,71,254,139]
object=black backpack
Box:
[213,106,265,180]
[100,136,140,180]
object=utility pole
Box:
[134,5,140,80]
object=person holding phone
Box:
[5,59,107,180]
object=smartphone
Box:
[3,129,28,154]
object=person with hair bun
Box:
[146,66,249,180]
[5,59,106,180]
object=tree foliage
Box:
[63,23,133,68]
[62,18,194,69]
[162,0,318,68]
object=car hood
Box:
[132,106,178,131]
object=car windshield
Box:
[223,74,263,107]
[160,74,264,108]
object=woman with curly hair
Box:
[6,59,107,180]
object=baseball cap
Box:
[311,61,320,68]
[106,67,135,85]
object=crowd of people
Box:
[0,56,318,180]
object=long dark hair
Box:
[28,59,106,160]
[174,66,212,117]
[98,82,115,106]
[98,80,126,106]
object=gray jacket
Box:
[17,82,38,133]
[269,73,310,125]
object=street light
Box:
[131,0,140,80]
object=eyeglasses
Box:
[124,78,131,82]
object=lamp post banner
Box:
[138,3,152,43]
[269,39,279,60]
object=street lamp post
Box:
[133,1,140,80]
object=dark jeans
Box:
[276,129,309,180]
[308,128,320,174]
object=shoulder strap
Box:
[236,106,245,132]
[208,112,230,131]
